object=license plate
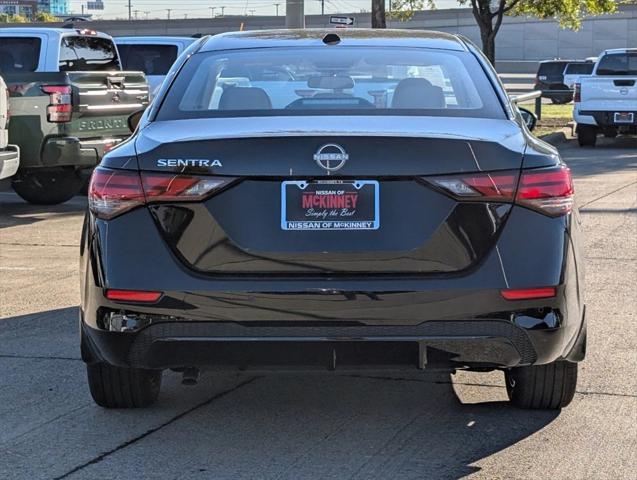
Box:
[281,180,379,231]
[614,112,634,124]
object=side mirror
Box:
[518,107,537,132]
[127,108,145,133]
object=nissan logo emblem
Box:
[313,143,349,173]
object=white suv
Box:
[0,75,19,180]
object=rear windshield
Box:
[117,44,178,75]
[0,37,41,72]
[564,62,594,75]
[596,53,637,76]
[59,36,120,71]
[537,62,569,76]
[156,47,505,120]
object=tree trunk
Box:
[481,31,496,65]
[371,0,386,28]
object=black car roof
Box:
[199,29,468,52]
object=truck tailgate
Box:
[580,77,637,111]
[67,70,149,137]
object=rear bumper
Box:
[536,83,572,100]
[81,315,567,371]
[39,136,126,168]
[0,145,19,180]
[576,110,637,129]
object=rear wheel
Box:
[550,95,572,105]
[505,361,577,409]
[577,125,597,147]
[87,362,162,408]
[12,168,83,205]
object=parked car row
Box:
[0,27,195,204]
[533,50,636,147]
[534,57,596,104]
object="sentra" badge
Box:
[156,159,223,167]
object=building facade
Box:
[0,0,38,17]
[38,0,68,15]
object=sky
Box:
[68,0,463,20]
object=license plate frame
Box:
[281,180,380,231]
[614,112,634,124]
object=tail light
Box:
[516,166,574,216]
[574,83,581,103]
[42,85,72,123]
[5,89,10,123]
[88,167,235,219]
[425,165,573,217]
[428,171,518,201]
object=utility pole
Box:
[166,8,171,19]
[285,0,304,27]
[209,6,215,18]
[133,9,139,19]
[144,10,149,19]
[184,13,188,19]
[219,6,225,16]
[249,9,255,15]
[127,0,132,20]
[319,0,324,15]
[274,3,280,16]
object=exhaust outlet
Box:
[181,367,200,386]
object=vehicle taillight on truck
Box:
[573,82,581,103]
[42,85,72,123]
[5,89,9,123]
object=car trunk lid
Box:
[135,116,525,275]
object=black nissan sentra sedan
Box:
[80,29,586,409]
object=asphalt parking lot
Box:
[0,137,635,480]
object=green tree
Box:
[373,0,618,63]
[34,11,59,22]
[460,0,617,64]
[0,13,28,23]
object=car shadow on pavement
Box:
[0,307,561,479]
[0,196,86,229]
[165,370,560,479]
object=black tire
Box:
[12,168,83,205]
[577,125,597,147]
[550,95,572,105]
[505,361,577,409]
[87,362,162,408]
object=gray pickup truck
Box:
[0,27,149,204]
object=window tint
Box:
[596,53,637,76]
[59,36,120,71]
[117,44,178,75]
[565,63,594,75]
[157,47,504,120]
[0,37,41,73]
